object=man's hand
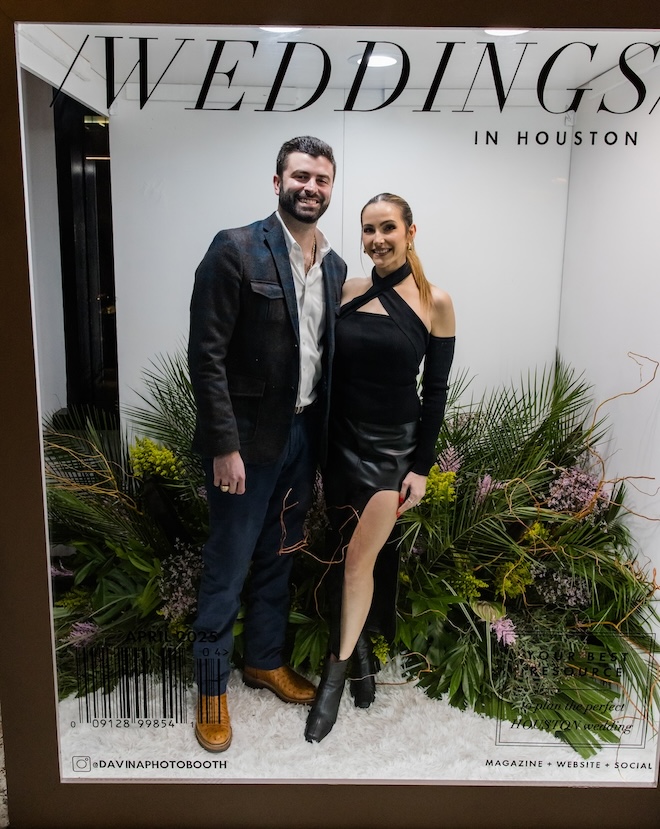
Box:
[213,451,246,495]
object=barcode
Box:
[74,646,189,723]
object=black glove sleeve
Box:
[411,335,456,476]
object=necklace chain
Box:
[305,236,317,275]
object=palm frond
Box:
[125,346,202,481]
[43,405,175,552]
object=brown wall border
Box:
[1,2,658,827]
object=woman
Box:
[305,193,456,743]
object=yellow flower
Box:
[495,561,533,598]
[448,567,488,601]
[522,521,550,543]
[370,634,389,664]
[129,437,182,480]
[422,468,457,505]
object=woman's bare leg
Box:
[305,490,399,742]
[337,489,399,661]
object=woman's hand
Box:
[397,471,427,517]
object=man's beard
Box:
[278,189,328,224]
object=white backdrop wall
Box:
[20,70,67,416]
[559,66,660,575]
[108,96,571,411]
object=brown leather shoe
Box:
[194,693,232,752]
[243,664,316,704]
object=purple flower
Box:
[476,473,504,504]
[531,564,591,609]
[65,621,100,648]
[158,541,203,622]
[437,445,463,473]
[547,467,609,517]
[491,617,517,646]
[50,564,74,578]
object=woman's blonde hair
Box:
[361,193,434,310]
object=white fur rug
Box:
[58,661,658,786]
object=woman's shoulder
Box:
[430,283,452,305]
[429,285,456,337]
[341,276,372,300]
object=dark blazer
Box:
[189,212,347,464]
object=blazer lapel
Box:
[263,213,299,340]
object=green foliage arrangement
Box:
[391,363,659,757]
[46,355,208,697]
[45,352,659,756]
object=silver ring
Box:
[220,484,230,492]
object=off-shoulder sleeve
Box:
[411,335,456,475]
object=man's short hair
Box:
[276,136,336,180]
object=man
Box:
[188,136,346,752]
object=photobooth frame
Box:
[1,1,660,827]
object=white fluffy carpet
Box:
[58,661,658,786]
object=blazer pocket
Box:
[249,280,287,321]
[250,280,284,299]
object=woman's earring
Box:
[407,243,412,250]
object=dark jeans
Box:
[193,406,319,696]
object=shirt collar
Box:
[275,210,331,261]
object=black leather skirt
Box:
[325,415,417,504]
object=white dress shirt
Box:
[275,211,330,409]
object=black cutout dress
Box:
[322,263,455,643]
